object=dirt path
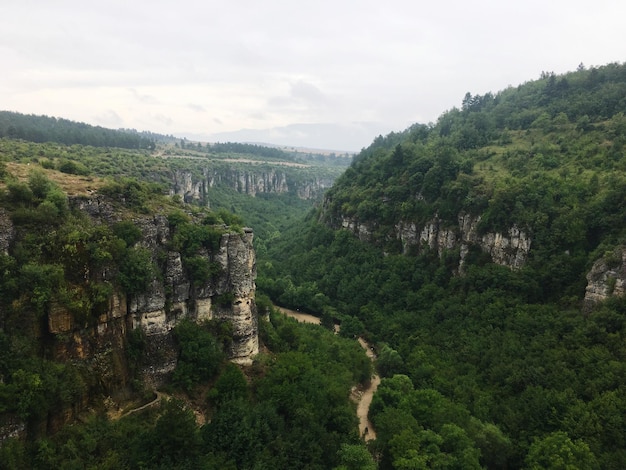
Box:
[276,306,322,325]
[356,339,380,441]
[277,306,378,441]
[107,391,165,421]
[121,391,165,418]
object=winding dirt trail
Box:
[121,391,166,418]
[356,339,380,441]
[107,391,166,421]
[276,306,379,441]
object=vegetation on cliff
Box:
[0,167,235,437]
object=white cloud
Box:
[94,110,124,128]
[1,0,625,150]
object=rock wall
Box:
[339,212,531,270]
[48,197,258,390]
[0,208,13,255]
[583,247,626,312]
[171,168,334,202]
[0,415,25,445]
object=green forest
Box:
[259,62,626,469]
[0,111,162,150]
[1,62,626,469]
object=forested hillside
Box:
[260,62,626,469]
[0,111,164,149]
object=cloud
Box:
[267,79,332,121]
[1,0,625,149]
[290,80,328,104]
[129,88,160,105]
[206,122,395,152]
[187,103,206,113]
[153,114,174,127]
[93,110,124,128]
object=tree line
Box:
[0,111,157,149]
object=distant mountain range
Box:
[0,110,387,154]
[185,122,397,153]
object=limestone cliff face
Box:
[49,197,258,391]
[171,168,333,202]
[0,208,13,255]
[339,212,531,270]
[583,247,626,312]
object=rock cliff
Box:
[48,196,258,389]
[0,208,13,255]
[336,211,531,270]
[0,193,258,441]
[171,168,334,203]
[583,247,626,312]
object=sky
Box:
[1,1,625,151]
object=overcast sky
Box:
[1,1,625,151]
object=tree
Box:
[207,362,248,405]
[335,443,377,470]
[339,315,365,339]
[376,344,405,378]
[469,419,513,469]
[144,398,201,467]
[112,220,142,247]
[525,431,599,470]
[389,428,448,470]
[19,263,64,315]
[172,320,224,390]
[117,247,155,296]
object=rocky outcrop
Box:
[47,198,258,391]
[583,247,626,312]
[129,222,258,386]
[171,168,334,202]
[340,212,531,270]
[172,171,205,203]
[0,190,258,440]
[0,415,25,445]
[0,208,13,255]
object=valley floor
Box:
[276,306,379,441]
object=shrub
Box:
[118,247,155,296]
[57,159,90,176]
[112,220,142,247]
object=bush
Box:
[7,181,34,206]
[57,159,90,176]
[112,220,142,247]
[207,363,248,405]
[118,247,155,296]
[28,170,52,199]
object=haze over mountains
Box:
[199,121,396,153]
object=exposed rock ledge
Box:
[47,197,259,390]
[171,168,334,203]
[340,212,532,270]
[583,247,626,312]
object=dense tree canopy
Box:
[0,111,158,149]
